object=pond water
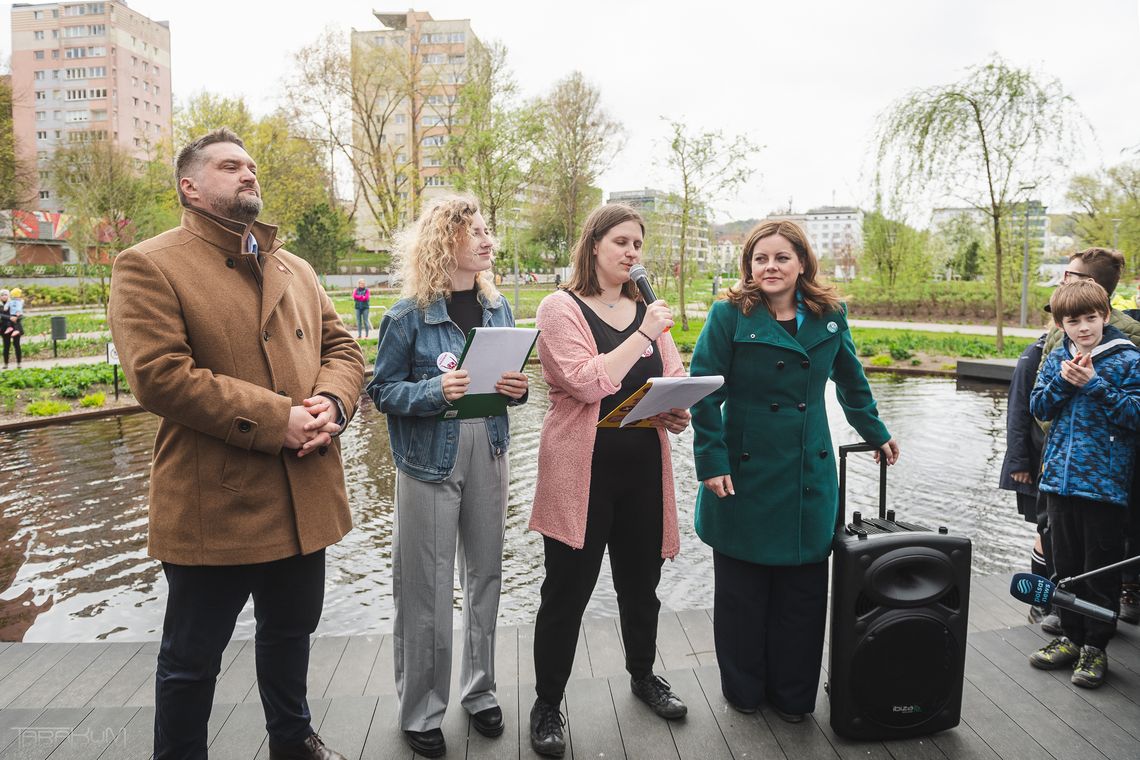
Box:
[0,371,1033,642]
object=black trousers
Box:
[533,435,663,705]
[154,550,325,759]
[1046,494,1125,649]
[713,551,828,714]
[2,332,20,366]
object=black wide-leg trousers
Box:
[712,550,828,714]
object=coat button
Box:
[225,258,236,268]
[804,486,811,494]
[741,452,751,461]
[238,421,251,433]
[750,333,756,339]
[263,330,270,341]
[318,446,328,456]
[776,361,785,370]
[770,403,779,412]
[819,449,828,459]
[797,402,806,412]
[801,359,810,369]
[296,329,304,339]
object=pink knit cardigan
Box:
[528,290,684,559]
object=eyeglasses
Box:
[1063,270,1095,282]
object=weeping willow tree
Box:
[875,56,1088,349]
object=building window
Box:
[34,30,46,40]
[34,50,46,60]
[51,50,59,59]
[34,70,46,80]
[36,131,48,140]
[449,32,465,43]
[419,33,430,43]
[90,24,106,35]
[431,33,447,43]
[40,190,51,200]
[423,156,442,167]
[35,111,47,121]
[33,10,44,19]
[425,176,446,187]
[422,135,446,147]
[448,54,465,65]
[35,91,48,100]
[89,66,105,76]
[393,113,406,124]
[421,115,445,127]
[422,53,446,64]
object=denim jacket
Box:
[366,290,517,482]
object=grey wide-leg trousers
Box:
[392,419,508,732]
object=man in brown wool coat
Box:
[108,127,364,760]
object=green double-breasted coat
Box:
[690,299,890,566]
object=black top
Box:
[447,287,483,336]
[568,292,662,455]
[777,317,797,337]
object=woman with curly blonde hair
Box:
[366,195,527,758]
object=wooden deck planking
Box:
[5,642,108,709]
[0,572,1135,760]
[0,705,89,760]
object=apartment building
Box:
[766,206,863,279]
[351,9,481,250]
[9,1,172,211]
[607,188,714,272]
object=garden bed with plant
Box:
[0,364,135,424]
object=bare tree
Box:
[534,73,623,251]
[659,120,758,330]
[875,55,1088,349]
[446,41,543,233]
[0,76,36,209]
[286,28,453,248]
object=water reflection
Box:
[0,371,1033,642]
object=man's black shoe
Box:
[472,705,505,737]
[631,674,687,719]
[268,733,348,760]
[529,698,566,758]
[403,728,445,758]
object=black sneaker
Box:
[1040,612,1063,636]
[1120,584,1140,625]
[402,729,444,758]
[1027,605,1047,624]
[630,674,687,719]
[529,698,566,758]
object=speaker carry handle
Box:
[836,442,888,532]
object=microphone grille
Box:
[629,263,648,279]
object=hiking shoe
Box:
[1027,605,1046,624]
[631,673,687,719]
[1120,584,1140,625]
[1040,612,1063,635]
[1071,645,1107,688]
[529,698,566,758]
[1028,636,1079,670]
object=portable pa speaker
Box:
[827,443,971,740]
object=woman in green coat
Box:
[690,219,899,722]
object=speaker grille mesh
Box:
[938,587,961,611]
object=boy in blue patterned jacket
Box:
[1028,279,1140,687]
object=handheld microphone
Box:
[1009,572,1117,625]
[628,264,657,304]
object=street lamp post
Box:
[1018,184,1037,328]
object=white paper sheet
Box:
[620,375,725,427]
[459,327,540,394]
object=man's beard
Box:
[211,190,263,225]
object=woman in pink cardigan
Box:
[527,204,691,758]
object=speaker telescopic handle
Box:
[836,442,889,531]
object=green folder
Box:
[438,327,540,420]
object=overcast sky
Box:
[4,0,1139,223]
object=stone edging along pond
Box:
[0,358,961,433]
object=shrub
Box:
[1,389,17,413]
[79,392,106,408]
[888,345,913,360]
[57,384,83,398]
[870,355,893,367]
[26,397,71,416]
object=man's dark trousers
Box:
[153,550,325,759]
